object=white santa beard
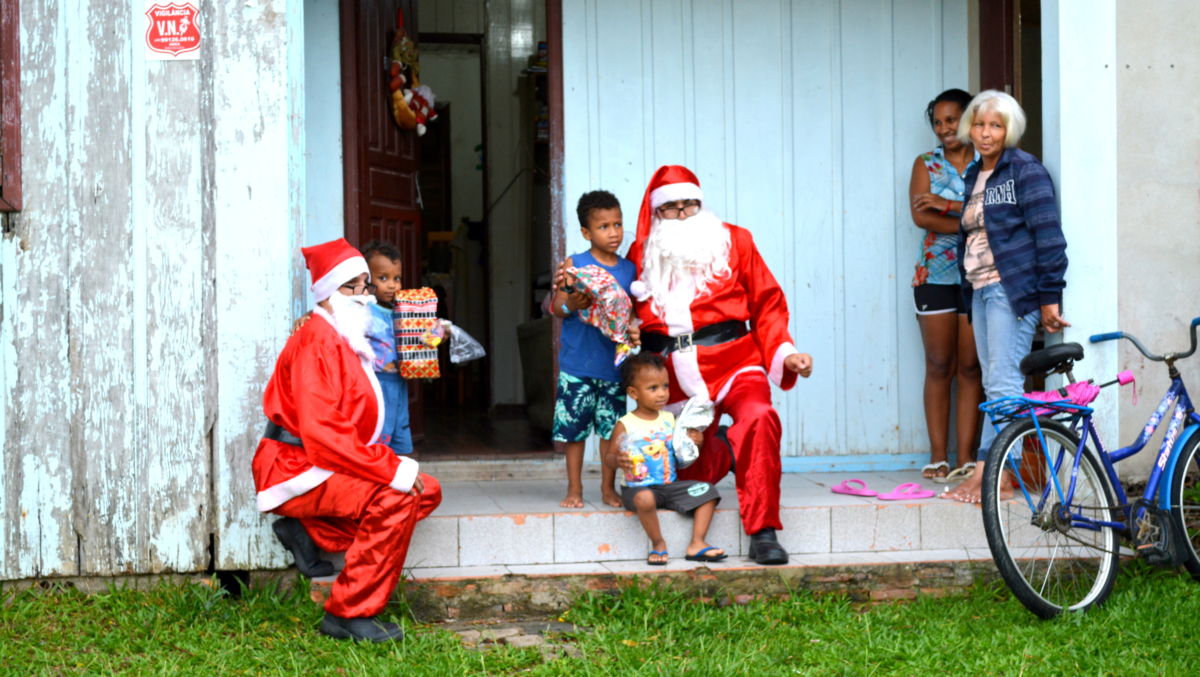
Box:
[326,292,376,361]
[641,208,731,316]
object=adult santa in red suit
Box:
[626,165,813,565]
[252,238,441,642]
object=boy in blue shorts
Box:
[551,190,635,508]
[361,240,413,455]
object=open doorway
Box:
[301,2,557,456]
[414,33,552,458]
[332,0,558,459]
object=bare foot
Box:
[600,489,622,508]
[940,479,982,504]
[560,493,584,508]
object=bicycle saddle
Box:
[1020,342,1084,376]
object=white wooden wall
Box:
[1,1,301,580]
[562,0,970,467]
[0,0,213,580]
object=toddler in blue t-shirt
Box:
[362,240,412,455]
[549,190,636,508]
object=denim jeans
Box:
[376,371,413,455]
[972,282,1040,460]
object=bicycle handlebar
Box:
[1088,316,1200,362]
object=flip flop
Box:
[933,463,977,484]
[646,550,669,566]
[830,479,877,497]
[878,482,936,500]
[684,546,728,562]
[922,461,949,479]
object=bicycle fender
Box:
[1159,422,1200,511]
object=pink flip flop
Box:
[830,479,877,497]
[878,482,936,501]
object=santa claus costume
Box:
[251,238,441,641]
[627,165,803,565]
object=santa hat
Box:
[301,238,369,301]
[627,165,705,276]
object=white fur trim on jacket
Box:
[312,306,386,441]
[256,466,335,512]
[311,255,369,301]
[713,366,767,404]
[660,278,709,398]
[650,182,704,209]
[390,457,420,493]
[769,342,800,386]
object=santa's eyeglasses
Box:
[656,200,701,220]
[339,282,377,295]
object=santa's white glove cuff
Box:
[629,280,651,302]
[389,457,420,493]
[769,342,800,386]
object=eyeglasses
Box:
[656,200,701,220]
[339,282,377,295]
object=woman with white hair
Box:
[941,90,1069,504]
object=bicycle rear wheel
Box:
[981,418,1120,618]
[1169,431,1200,580]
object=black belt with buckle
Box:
[264,420,304,448]
[640,320,749,356]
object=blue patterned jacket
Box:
[958,147,1068,318]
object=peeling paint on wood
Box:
[2,0,77,580]
[3,0,300,581]
[207,0,298,571]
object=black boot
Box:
[272,517,335,578]
[319,612,405,642]
[715,425,735,473]
[749,528,788,565]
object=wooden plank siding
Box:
[1,0,76,581]
[207,0,304,571]
[562,0,970,466]
[1,1,214,580]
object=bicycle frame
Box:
[993,375,1200,535]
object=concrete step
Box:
[317,471,994,573]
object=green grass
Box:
[2,565,1198,675]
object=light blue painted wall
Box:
[303,0,345,249]
[562,0,970,463]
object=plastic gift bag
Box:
[448,323,486,364]
[672,396,715,469]
[567,265,634,366]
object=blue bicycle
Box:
[978,317,1200,618]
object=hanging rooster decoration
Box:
[388,8,438,135]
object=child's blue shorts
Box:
[376,371,413,455]
[552,372,624,443]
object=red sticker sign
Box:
[145,3,201,59]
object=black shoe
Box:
[749,528,789,565]
[272,517,335,578]
[715,425,735,473]
[319,612,405,642]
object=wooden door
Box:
[340,0,425,439]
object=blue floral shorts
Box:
[552,372,625,442]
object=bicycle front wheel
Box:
[981,418,1121,618]
[1169,431,1200,580]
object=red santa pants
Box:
[676,371,782,534]
[273,472,442,618]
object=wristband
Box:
[560,303,570,316]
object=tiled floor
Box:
[361,469,1000,582]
